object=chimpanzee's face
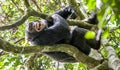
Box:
[26,20,46,33]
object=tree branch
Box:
[29,10,48,19]
[106,46,120,70]
[31,0,42,12]
[90,61,112,70]
[29,10,95,29]
[24,0,30,9]
[68,19,96,29]
[0,13,29,31]
[0,38,100,68]
[11,0,24,13]
[0,9,94,31]
[91,46,120,70]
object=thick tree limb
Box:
[0,38,101,68]
[30,11,95,29]
[0,10,94,31]
[106,46,120,70]
[0,0,95,30]
[68,19,96,29]
[91,46,120,70]
[28,10,95,29]
[0,10,47,31]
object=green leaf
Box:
[84,31,95,39]
[103,0,109,4]
[87,0,96,10]
[0,62,4,66]
[102,30,109,39]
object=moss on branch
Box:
[91,46,120,70]
[106,46,120,70]
[0,38,100,68]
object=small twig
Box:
[31,0,42,12]
[96,28,102,41]
[14,38,25,44]
[0,50,4,57]
[5,13,11,22]
[11,0,24,13]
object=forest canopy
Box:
[0,0,120,70]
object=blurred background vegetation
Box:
[0,0,120,70]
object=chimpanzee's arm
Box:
[54,6,77,19]
[46,6,77,26]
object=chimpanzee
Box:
[25,6,77,45]
[25,6,101,62]
[26,14,70,45]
